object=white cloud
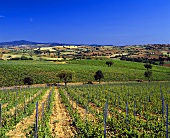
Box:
[0,15,5,18]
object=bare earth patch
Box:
[50,88,76,138]
[55,61,66,64]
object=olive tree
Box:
[94,70,104,83]
[144,70,152,82]
[144,63,152,70]
[23,77,33,85]
[57,70,74,87]
[106,61,113,67]
[144,63,152,82]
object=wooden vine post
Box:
[34,101,38,138]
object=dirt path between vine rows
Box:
[50,88,76,138]
[5,88,51,138]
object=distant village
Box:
[0,42,170,66]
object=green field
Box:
[60,81,170,137]
[0,81,170,137]
[0,59,169,137]
[0,59,169,87]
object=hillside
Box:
[0,40,89,47]
[0,59,169,87]
[0,40,41,46]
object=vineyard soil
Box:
[50,88,76,137]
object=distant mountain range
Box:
[0,40,112,47]
[0,40,52,46]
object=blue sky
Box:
[0,0,170,45]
